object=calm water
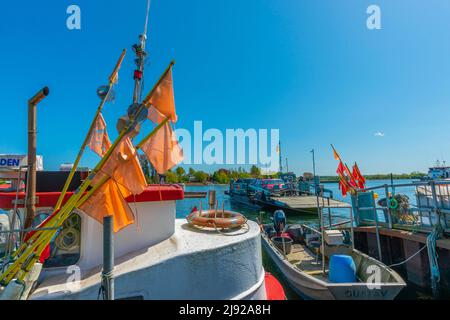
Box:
[176,179,439,300]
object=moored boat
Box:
[259,210,406,300]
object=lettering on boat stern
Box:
[345,288,388,298]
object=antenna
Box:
[132,0,151,104]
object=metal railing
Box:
[354,180,450,235]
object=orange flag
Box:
[88,113,112,157]
[80,180,134,232]
[332,148,340,161]
[97,137,147,195]
[140,110,183,174]
[144,66,177,123]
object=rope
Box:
[212,221,250,237]
[388,244,427,267]
[427,225,441,296]
[97,270,114,300]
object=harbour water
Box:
[176,179,439,300]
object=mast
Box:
[278,141,283,174]
[132,0,151,104]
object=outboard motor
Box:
[273,210,287,236]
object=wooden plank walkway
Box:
[274,196,351,210]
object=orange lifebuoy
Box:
[186,210,247,229]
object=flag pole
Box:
[4,89,174,282]
[311,149,325,275]
[331,144,357,190]
[54,49,126,211]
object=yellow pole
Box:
[54,49,126,211]
[0,63,176,285]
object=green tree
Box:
[165,170,179,183]
[194,171,209,184]
[175,167,187,182]
[213,171,230,184]
[250,165,261,177]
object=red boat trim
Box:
[0,184,184,209]
[264,272,286,300]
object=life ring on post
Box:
[388,198,398,210]
[186,209,247,229]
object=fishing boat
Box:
[252,177,349,215]
[0,1,285,300]
[259,210,406,300]
[226,178,261,209]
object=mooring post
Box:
[430,181,441,227]
[372,192,383,262]
[384,184,393,229]
[102,215,114,300]
[24,87,49,235]
[208,190,216,211]
[349,207,355,250]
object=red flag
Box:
[339,180,348,197]
[336,162,345,175]
[352,163,366,189]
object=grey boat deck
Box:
[287,244,328,281]
[273,196,351,210]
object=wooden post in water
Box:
[24,87,49,233]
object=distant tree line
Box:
[319,171,426,182]
[161,165,277,184]
[138,155,427,185]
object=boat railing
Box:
[248,183,335,202]
[353,180,450,235]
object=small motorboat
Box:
[260,210,406,300]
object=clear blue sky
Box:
[1,0,450,175]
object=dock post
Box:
[384,184,393,229]
[24,87,49,234]
[102,216,114,300]
[349,207,355,250]
[430,181,442,227]
[208,190,216,211]
[372,193,383,262]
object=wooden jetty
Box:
[256,195,350,215]
[184,191,207,199]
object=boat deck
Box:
[30,220,263,300]
[287,244,328,281]
[273,196,351,210]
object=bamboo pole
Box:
[54,49,126,211]
[1,87,173,284]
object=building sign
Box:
[0,154,44,171]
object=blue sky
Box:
[1,0,450,175]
